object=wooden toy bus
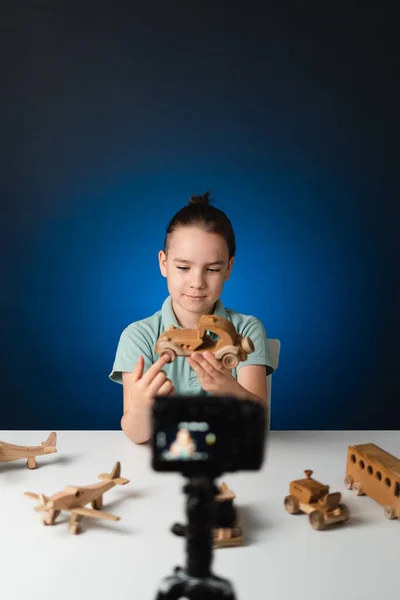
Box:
[345,443,400,519]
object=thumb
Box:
[131,355,145,382]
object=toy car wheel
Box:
[338,503,350,522]
[352,481,364,496]
[221,353,239,369]
[344,475,354,490]
[241,337,255,354]
[284,495,300,514]
[162,349,177,362]
[384,505,396,520]
[309,510,325,530]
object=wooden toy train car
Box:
[345,443,400,519]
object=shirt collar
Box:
[161,295,227,329]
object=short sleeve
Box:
[109,324,154,385]
[237,318,274,376]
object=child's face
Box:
[158,226,233,317]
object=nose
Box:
[190,271,206,289]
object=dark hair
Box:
[164,191,236,258]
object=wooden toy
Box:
[345,443,400,519]
[171,481,244,548]
[213,481,244,548]
[284,469,350,530]
[24,461,130,534]
[155,314,254,369]
[0,432,57,469]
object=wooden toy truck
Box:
[155,314,254,369]
[284,470,349,530]
[345,443,400,519]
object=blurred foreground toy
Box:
[0,432,57,469]
[24,461,129,534]
[345,443,400,519]
[213,481,244,548]
[155,314,254,369]
[284,469,350,530]
[171,480,244,548]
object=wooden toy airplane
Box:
[0,432,57,469]
[24,461,130,534]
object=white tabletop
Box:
[1,430,399,600]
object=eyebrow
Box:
[173,258,225,266]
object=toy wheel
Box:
[241,337,255,354]
[338,503,350,522]
[309,510,325,530]
[221,353,239,369]
[344,475,354,490]
[384,505,396,520]
[352,481,364,496]
[284,495,300,514]
[162,349,177,362]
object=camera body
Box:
[151,395,267,478]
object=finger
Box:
[157,379,174,396]
[190,353,218,378]
[203,351,225,371]
[187,356,208,379]
[147,370,167,396]
[131,355,145,383]
[142,354,170,386]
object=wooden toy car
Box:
[155,314,254,369]
[0,432,57,469]
[284,470,350,530]
[345,443,400,519]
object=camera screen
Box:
[156,420,217,462]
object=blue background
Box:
[1,3,398,430]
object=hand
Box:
[125,354,175,411]
[187,351,236,394]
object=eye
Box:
[177,266,189,271]
[207,269,220,272]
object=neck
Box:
[171,299,216,329]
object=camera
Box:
[151,394,267,478]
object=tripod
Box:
[154,475,237,599]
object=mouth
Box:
[185,295,207,299]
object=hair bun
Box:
[188,191,213,206]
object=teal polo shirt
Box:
[109,296,274,395]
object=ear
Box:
[158,250,168,278]
[224,256,234,282]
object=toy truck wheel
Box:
[284,495,300,514]
[344,475,354,490]
[338,503,350,522]
[352,481,364,496]
[221,353,239,369]
[384,505,396,520]
[309,510,325,530]
[241,337,255,354]
[162,349,177,362]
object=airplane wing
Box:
[68,507,120,521]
